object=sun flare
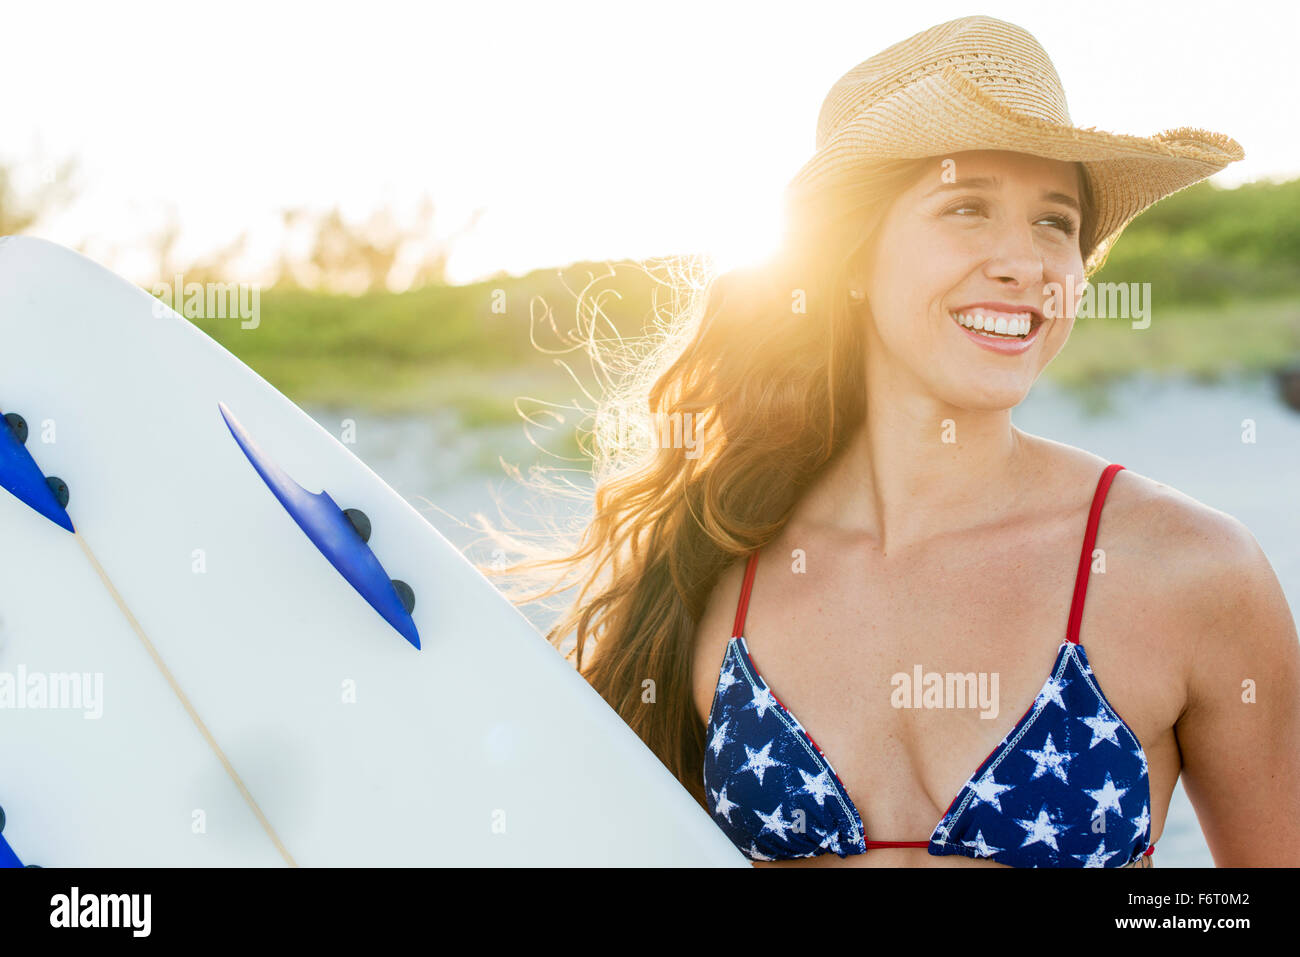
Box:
[699,199,785,275]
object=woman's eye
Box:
[944,201,1078,237]
[1038,214,1079,236]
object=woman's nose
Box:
[981,221,1044,289]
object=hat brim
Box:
[786,64,1245,274]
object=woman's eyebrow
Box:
[925,177,1080,213]
[1042,190,1081,213]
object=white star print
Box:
[967,769,1015,812]
[754,804,795,842]
[703,634,1166,867]
[717,662,738,693]
[1080,705,1123,749]
[743,685,779,721]
[1072,837,1121,867]
[1024,732,1076,784]
[1085,772,1128,817]
[740,740,785,785]
[962,830,1003,858]
[1132,745,1149,776]
[708,719,731,757]
[1033,676,1071,712]
[1015,804,1062,851]
[796,768,837,807]
[1129,803,1150,844]
[711,785,738,823]
[813,826,843,855]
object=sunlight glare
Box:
[700,196,785,275]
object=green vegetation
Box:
[190,260,658,416]
[182,178,1300,428]
[1091,178,1300,304]
[1047,296,1300,387]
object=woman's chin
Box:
[935,376,1035,413]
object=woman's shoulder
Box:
[1110,467,1293,669]
[1032,438,1296,701]
[1101,464,1259,579]
[1029,434,1273,615]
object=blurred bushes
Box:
[1093,178,1300,304]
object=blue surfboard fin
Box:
[218,402,420,650]
[0,410,74,532]
[0,804,27,867]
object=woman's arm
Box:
[1175,513,1300,866]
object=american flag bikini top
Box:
[702,463,1156,867]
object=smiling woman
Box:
[928,163,1088,349]
[854,151,1093,407]
[473,15,1300,869]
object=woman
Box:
[480,15,1300,867]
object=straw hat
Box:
[786,15,1244,274]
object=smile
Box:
[950,308,1034,338]
[948,304,1046,355]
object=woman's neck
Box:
[794,393,1043,555]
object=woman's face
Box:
[857,150,1086,411]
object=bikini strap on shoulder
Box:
[732,548,762,638]
[1065,463,1126,645]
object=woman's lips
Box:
[949,308,1043,355]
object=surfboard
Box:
[0,234,747,867]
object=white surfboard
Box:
[0,235,747,867]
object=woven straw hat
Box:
[786,15,1244,274]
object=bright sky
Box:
[3,0,1296,287]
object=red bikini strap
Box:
[732,548,762,638]
[1065,463,1126,645]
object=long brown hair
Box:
[473,156,1099,808]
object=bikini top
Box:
[702,463,1155,867]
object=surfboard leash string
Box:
[73,531,298,868]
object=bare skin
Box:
[690,150,1300,867]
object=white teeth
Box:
[951,310,1033,337]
